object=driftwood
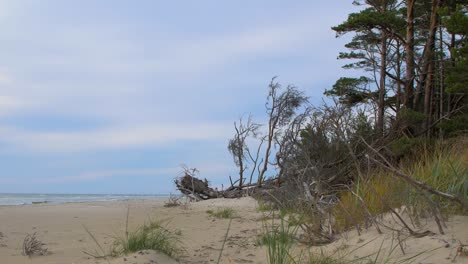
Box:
[175,174,218,200]
[175,173,281,201]
[175,174,244,200]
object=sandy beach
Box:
[0,197,466,264]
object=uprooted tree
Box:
[175,77,308,199]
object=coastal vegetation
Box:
[111,219,184,259]
[206,208,237,219]
[174,0,467,262]
[83,216,184,261]
[22,233,48,257]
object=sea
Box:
[0,193,169,206]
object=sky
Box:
[0,0,360,194]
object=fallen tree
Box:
[174,168,282,201]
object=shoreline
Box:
[0,197,168,207]
[0,193,171,207]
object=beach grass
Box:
[333,139,467,232]
[206,208,237,219]
[259,211,299,264]
[111,219,184,258]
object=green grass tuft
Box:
[260,211,299,264]
[206,208,236,219]
[257,201,276,212]
[111,219,184,259]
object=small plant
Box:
[164,195,181,208]
[307,254,346,264]
[111,219,184,259]
[260,211,299,264]
[22,233,48,257]
[258,201,276,212]
[206,208,236,219]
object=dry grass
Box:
[408,141,467,214]
[164,195,181,208]
[333,138,467,233]
[333,174,404,232]
[22,233,48,257]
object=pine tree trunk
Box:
[423,0,440,135]
[404,0,415,110]
[438,25,444,137]
[396,41,402,115]
[377,32,387,136]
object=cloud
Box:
[33,162,234,183]
[0,13,337,126]
[0,122,233,153]
[0,0,14,21]
[43,167,180,183]
[147,18,324,75]
[0,95,23,116]
[0,69,13,85]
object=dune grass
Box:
[334,139,467,232]
[206,208,237,219]
[408,142,467,214]
[111,219,184,258]
[257,201,276,212]
[258,211,299,264]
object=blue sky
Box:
[0,1,359,194]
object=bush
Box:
[388,137,430,158]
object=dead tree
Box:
[257,77,307,187]
[227,115,260,188]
